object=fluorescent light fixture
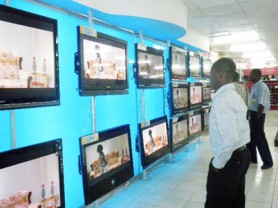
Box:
[152,44,165,50]
[242,50,272,58]
[230,42,266,52]
[212,31,260,45]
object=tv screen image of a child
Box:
[142,122,168,156]
[82,39,126,80]
[190,56,200,76]
[172,119,188,145]
[203,60,211,77]
[0,20,55,89]
[189,114,201,135]
[203,87,211,100]
[190,86,202,104]
[85,133,130,184]
[0,154,61,207]
[138,52,164,80]
[171,52,186,79]
[173,88,188,109]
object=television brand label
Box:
[81,133,99,145]
[141,121,150,128]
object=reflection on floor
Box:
[98,111,278,208]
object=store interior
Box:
[0,0,278,207]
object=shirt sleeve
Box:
[257,84,269,108]
[212,96,239,169]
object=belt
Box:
[235,145,246,152]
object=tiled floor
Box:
[98,111,278,208]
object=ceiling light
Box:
[231,31,259,42]
[242,50,272,59]
[230,42,266,52]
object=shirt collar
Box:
[213,83,235,100]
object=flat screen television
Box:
[169,46,187,81]
[0,139,64,207]
[188,111,202,140]
[0,5,60,110]
[203,59,211,78]
[202,83,211,106]
[189,82,203,110]
[189,54,201,77]
[139,116,169,169]
[79,124,134,205]
[201,108,210,130]
[171,83,189,115]
[76,26,128,95]
[170,115,189,152]
[136,44,165,88]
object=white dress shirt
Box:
[209,83,250,169]
[249,80,270,113]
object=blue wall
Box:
[0,0,176,207]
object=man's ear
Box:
[216,71,226,83]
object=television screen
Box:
[170,47,187,80]
[171,83,189,115]
[202,84,211,105]
[0,5,60,110]
[189,111,202,139]
[139,116,169,169]
[189,82,203,109]
[0,139,64,208]
[79,124,134,205]
[136,44,165,88]
[171,115,189,152]
[202,108,210,130]
[189,54,201,77]
[203,59,211,78]
[77,26,128,95]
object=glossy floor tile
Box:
[97,111,278,208]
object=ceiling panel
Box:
[203,3,242,15]
[187,0,236,9]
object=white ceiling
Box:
[183,0,278,66]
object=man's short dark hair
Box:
[251,68,262,77]
[211,58,236,81]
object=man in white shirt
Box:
[205,58,251,208]
[247,69,273,169]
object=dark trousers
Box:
[247,112,273,166]
[205,148,250,208]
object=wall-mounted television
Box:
[0,5,60,110]
[201,108,210,130]
[170,115,189,152]
[171,82,189,115]
[169,46,187,81]
[136,44,165,88]
[189,54,201,77]
[0,139,64,207]
[202,83,211,106]
[189,82,203,110]
[76,26,128,95]
[189,111,202,140]
[203,59,211,78]
[139,116,169,169]
[79,124,134,205]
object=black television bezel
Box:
[203,59,212,78]
[79,124,134,205]
[169,46,187,81]
[189,54,201,77]
[77,26,128,96]
[202,83,212,106]
[0,5,60,110]
[170,115,189,153]
[188,110,202,140]
[0,139,65,207]
[170,82,189,115]
[138,116,170,169]
[135,44,165,88]
[189,82,203,110]
[201,107,210,130]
